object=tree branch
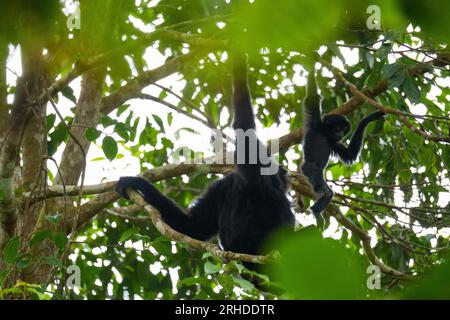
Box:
[100,48,210,115]
[320,58,450,143]
[136,93,212,128]
[275,52,450,150]
[38,29,226,104]
[125,188,278,264]
[40,162,411,278]
[288,173,412,280]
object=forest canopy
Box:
[0,0,449,300]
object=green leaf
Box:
[61,86,77,103]
[117,104,130,117]
[85,128,101,142]
[101,115,117,128]
[141,8,155,24]
[141,251,156,264]
[159,90,168,100]
[16,259,31,270]
[119,227,140,243]
[3,236,20,264]
[389,72,407,88]
[29,230,52,247]
[180,276,210,287]
[45,213,62,225]
[151,241,172,256]
[161,137,174,149]
[51,232,67,250]
[114,123,130,141]
[381,63,403,79]
[152,236,171,243]
[47,114,56,129]
[272,227,366,299]
[167,113,173,126]
[204,261,221,274]
[102,136,118,161]
[327,44,345,64]
[44,256,64,268]
[378,42,392,61]
[202,252,213,259]
[0,270,9,285]
[403,78,421,103]
[233,276,255,292]
[152,114,165,133]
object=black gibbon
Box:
[116,52,295,268]
[302,68,385,227]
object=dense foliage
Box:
[0,0,449,300]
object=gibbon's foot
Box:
[306,209,325,231]
[313,211,325,231]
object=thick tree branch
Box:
[0,47,43,249]
[126,188,278,264]
[0,42,8,139]
[55,69,105,186]
[73,164,232,231]
[40,162,410,278]
[100,48,210,115]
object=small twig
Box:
[151,82,215,126]
[137,93,212,128]
[106,207,150,221]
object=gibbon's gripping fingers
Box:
[116,176,154,200]
[315,212,325,231]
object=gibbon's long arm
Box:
[332,111,385,164]
[304,69,322,128]
[231,52,267,179]
[232,52,256,131]
[116,176,227,240]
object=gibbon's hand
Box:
[115,176,148,200]
[307,209,325,231]
[365,111,386,122]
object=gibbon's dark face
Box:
[323,114,351,142]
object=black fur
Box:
[301,69,385,226]
[116,52,295,267]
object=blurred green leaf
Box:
[30,230,52,247]
[45,214,62,225]
[102,136,118,161]
[85,128,101,142]
[3,236,20,264]
[270,227,366,299]
[403,78,421,103]
[204,261,221,275]
[119,227,140,243]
